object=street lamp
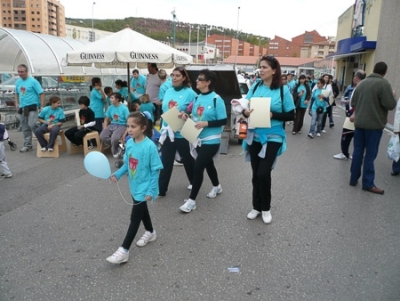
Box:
[196,25,200,64]
[234,7,240,70]
[91,2,95,42]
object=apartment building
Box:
[0,0,65,36]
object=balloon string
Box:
[111,179,154,206]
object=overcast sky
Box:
[60,0,355,40]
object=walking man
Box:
[349,62,397,194]
[14,64,45,152]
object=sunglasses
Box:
[196,77,206,81]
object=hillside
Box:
[66,17,270,46]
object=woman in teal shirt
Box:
[158,67,197,197]
[243,56,295,224]
[292,74,311,134]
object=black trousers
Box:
[292,108,306,133]
[321,106,334,130]
[121,200,153,250]
[248,141,282,212]
[189,144,220,200]
[65,126,91,146]
[158,137,195,196]
[340,128,354,158]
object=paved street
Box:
[1,107,399,301]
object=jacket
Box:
[352,73,397,130]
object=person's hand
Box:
[145,195,152,201]
[178,111,189,121]
[48,124,54,130]
[195,121,208,129]
[349,113,355,122]
[155,100,162,105]
[299,91,304,96]
[243,108,253,117]
[110,174,117,182]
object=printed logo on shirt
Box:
[80,116,86,125]
[197,105,204,120]
[21,86,26,95]
[50,115,55,122]
[168,100,177,109]
[129,156,138,176]
[113,114,119,122]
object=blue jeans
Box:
[309,112,323,135]
[350,128,383,188]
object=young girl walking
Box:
[107,112,163,264]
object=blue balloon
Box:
[84,151,111,179]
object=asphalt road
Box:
[1,107,399,301]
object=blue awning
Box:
[336,36,376,55]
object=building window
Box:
[304,34,313,44]
[32,18,35,21]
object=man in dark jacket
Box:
[349,62,397,194]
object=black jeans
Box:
[340,128,354,158]
[65,126,91,146]
[121,200,153,250]
[248,141,282,212]
[189,144,220,200]
[158,137,195,196]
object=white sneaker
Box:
[48,148,54,152]
[174,160,183,166]
[262,211,272,224]
[187,184,192,190]
[247,209,260,220]
[308,133,314,139]
[316,133,321,137]
[106,247,129,264]
[333,153,348,160]
[207,184,222,198]
[41,147,47,152]
[136,230,156,247]
[322,130,327,133]
[179,199,196,213]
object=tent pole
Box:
[127,63,131,103]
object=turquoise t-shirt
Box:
[191,91,227,144]
[90,89,105,118]
[114,136,163,201]
[296,84,308,109]
[158,78,172,101]
[105,103,130,125]
[38,106,66,124]
[140,102,155,122]
[311,89,327,113]
[162,87,197,139]
[15,76,44,108]
[246,83,295,143]
[130,74,146,95]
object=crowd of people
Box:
[1,59,398,265]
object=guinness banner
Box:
[66,28,192,68]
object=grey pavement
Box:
[1,107,399,301]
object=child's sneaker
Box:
[136,230,156,247]
[48,148,54,152]
[179,199,196,213]
[206,184,222,198]
[41,147,47,152]
[106,247,129,264]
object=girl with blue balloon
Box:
[106,112,163,264]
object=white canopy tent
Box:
[0,27,126,76]
[65,27,193,69]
